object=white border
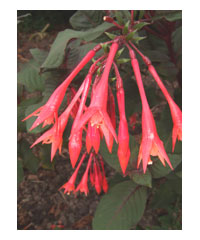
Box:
[1,1,200,239]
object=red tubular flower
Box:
[89,164,95,186]
[68,131,83,168]
[93,161,102,194]
[59,152,86,194]
[75,153,94,196]
[67,87,80,119]
[68,56,105,167]
[69,73,92,168]
[99,157,108,193]
[70,41,119,153]
[129,41,182,152]
[30,78,87,161]
[22,44,102,131]
[86,122,93,153]
[86,123,101,153]
[128,45,173,173]
[114,63,130,175]
[148,66,182,152]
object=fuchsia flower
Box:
[68,55,106,167]
[22,31,182,197]
[148,65,182,152]
[30,78,87,161]
[114,62,130,175]
[22,44,102,131]
[89,155,108,194]
[99,156,108,193]
[75,153,94,196]
[93,161,102,194]
[86,122,101,153]
[128,45,173,173]
[70,41,119,153]
[60,152,108,196]
[68,74,92,168]
[60,152,87,194]
[129,41,182,152]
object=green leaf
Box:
[92,181,147,230]
[175,170,182,178]
[132,36,147,44]
[17,159,24,186]
[130,169,152,188]
[138,10,145,20]
[20,139,40,173]
[18,97,42,132]
[133,22,150,31]
[41,29,83,71]
[66,42,99,73]
[126,30,137,41]
[142,50,170,63]
[150,178,181,209]
[122,20,130,35]
[121,11,131,21]
[39,144,55,170]
[18,59,45,92]
[69,10,105,30]
[115,11,124,25]
[108,173,130,188]
[82,22,113,42]
[30,48,48,65]
[149,153,182,179]
[104,32,117,40]
[164,11,182,22]
[122,72,141,117]
[100,42,109,53]
[172,26,182,53]
[41,22,113,71]
[100,134,136,173]
[99,139,121,172]
[115,47,125,59]
[116,58,131,64]
[156,62,178,79]
[17,82,24,98]
[151,10,182,22]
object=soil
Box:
[17,155,103,230]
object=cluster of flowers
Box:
[23,18,182,195]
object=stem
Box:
[113,62,126,118]
[128,41,174,103]
[103,16,123,29]
[95,41,119,103]
[126,43,149,108]
[71,74,92,130]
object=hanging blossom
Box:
[29,54,105,162]
[70,40,120,153]
[60,152,108,196]
[22,43,103,131]
[129,41,182,152]
[22,19,182,195]
[127,44,173,173]
[113,62,130,175]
